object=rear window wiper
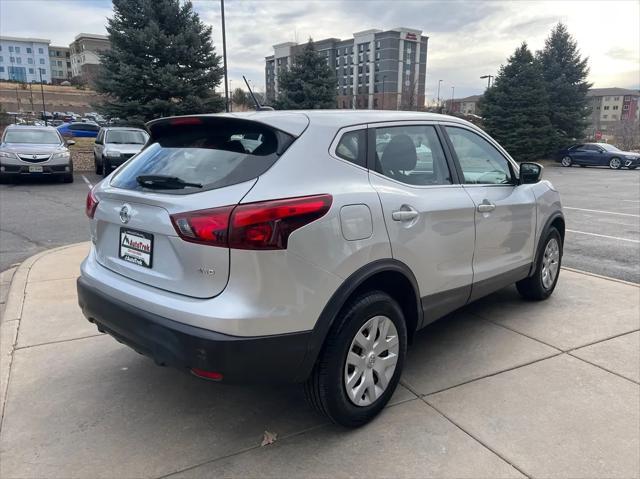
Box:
[136,175,203,189]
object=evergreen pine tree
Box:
[479,43,554,161]
[275,39,337,109]
[96,0,224,122]
[538,23,592,147]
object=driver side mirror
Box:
[519,162,542,184]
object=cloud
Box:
[1,0,638,99]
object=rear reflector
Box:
[170,194,332,250]
[85,186,99,219]
[191,368,223,381]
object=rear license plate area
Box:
[119,228,153,268]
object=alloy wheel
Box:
[344,315,399,407]
[561,156,572,167]
[541,238,560,289]
[609,158,621,169]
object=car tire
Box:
[94,154,101,174]
[561,156,572,167]
[63,173,74,183]
[102,157,110,177]
[516,227,562,301]
[609,157,622,169]
[304,290,407,428]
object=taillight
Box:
[169,194,332,250]
[170,205,234,247]
[85,187,99,219]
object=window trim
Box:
[439,122,519,187]
[365,121,462,188]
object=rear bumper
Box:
[77,276,312,383]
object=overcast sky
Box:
[1,0,638,100]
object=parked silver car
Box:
[0,125,74,183]
[93,127,149,176]
[77,111,564,427]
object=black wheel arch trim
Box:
[296,258,422,382]
[530,211,565,277]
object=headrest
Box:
[381,134,417,171]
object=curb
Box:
[1,242,86,427]
[561,266,639,288]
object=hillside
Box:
[0,82,100,114]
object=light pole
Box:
[220,0,229,112]
[381,75,387,110]
[450,86,455,113]
[480,74,493,88]
[39,68,47,126]
[437,79,442,110]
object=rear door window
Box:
[111,117,294,194]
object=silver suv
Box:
[0,125,74,183]
[77,111,564,427]
[93,127,149,177]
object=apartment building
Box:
[49,46,72,84]
[588,87,639,130]
[265,27,428,110]
[0,36,51,83]
[69,33,110,83]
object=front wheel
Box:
[517,227,562,300]
[609,157,622,169]
[102,157,110,177]
[305,291,407,427]
[561,156,572,167]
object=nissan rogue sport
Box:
[77,111,564,427]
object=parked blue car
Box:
[557,143,639,170]
[57,122,100,138]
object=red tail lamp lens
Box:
[229,194,333,250]
[169,117,203,126]
[169,194,332,250]
[85,187,99,219]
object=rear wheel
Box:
[609,157,622,169]
[304,291,407,427]
[517,227,562,300]
[561,156,572,167]
[94,153,101,174]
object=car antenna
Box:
[243,75,273,111]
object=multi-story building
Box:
[0,36,51,83]
[265,27,428,110]
[49,46,72,84]
[587,87,639,135]
[446,94,483,115]
[69,33,110,83]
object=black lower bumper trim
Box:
[77,277,311,383]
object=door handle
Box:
[477,200,496,213]
[392,205,419,222]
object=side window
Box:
[68,124,79,131]
[445,127,513,185]
[84,124,100,132]
[335,129,366,168]
[583,145,600,152]
[374,125,451,186]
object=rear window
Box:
[111,117,294,194]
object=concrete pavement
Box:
[1,243,638,478]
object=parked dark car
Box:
[557,143,639,170]
[57,122,100,138]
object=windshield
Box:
[3,129,61,144]
[600,144,621,152]
[106,130,148,145]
